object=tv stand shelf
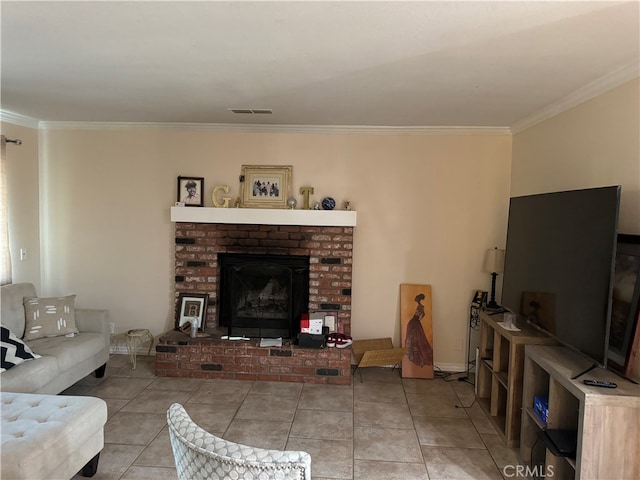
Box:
[521,345,640,479]
[476,311,556,447]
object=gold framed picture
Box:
[239,165,292,208]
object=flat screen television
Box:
[501,186,621,367]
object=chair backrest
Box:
[166,402,311,480]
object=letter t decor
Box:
[299,186,314,210]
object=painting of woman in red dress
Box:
[405,293,433,367]
[401,284,434,378]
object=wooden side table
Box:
[125,329,154,369]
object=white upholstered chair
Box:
[167,403,311,480]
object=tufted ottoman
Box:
[1,392,107,479]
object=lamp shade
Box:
[484,247,505,274]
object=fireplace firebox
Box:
[218,253,310,339]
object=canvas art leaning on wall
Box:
[401,283,434,379]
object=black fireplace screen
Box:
[218,254,310,338]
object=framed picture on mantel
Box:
[177,176,204,207]
[239,165,292,209]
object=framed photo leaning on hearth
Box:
[177,176,204,207]
[239,165,292,208]
[323,311,339,333]
[175,293,209,331]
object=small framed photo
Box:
[177,176,204,207]
[175,293,209,331]
[323,311,339,333]
[239,165,292,208]
[471,290,488,309]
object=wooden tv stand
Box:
[520,345,640,479]
[475,311,556,447]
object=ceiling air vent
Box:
[229,108,273,114]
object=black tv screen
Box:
[501,186,621,366]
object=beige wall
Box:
[512,77,640,379]
[512,78,640,233]
[6,78,637,373]
[1,122,41,290]
[30,128,511,370]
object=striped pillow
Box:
[1,325,41,372]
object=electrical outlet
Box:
[109,322,115,335]
[454,338,464,351]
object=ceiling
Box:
[1,1,639,130]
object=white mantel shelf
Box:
[170,206,357,227]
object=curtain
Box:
[0,135,11,285]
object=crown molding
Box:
[0,110,40,129]
[38,121,510,136]
[511,61,640,134]
[6,60,637,137]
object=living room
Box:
[1,2,639,478]
[3,85,639,377]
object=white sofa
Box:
[1,283,110,394]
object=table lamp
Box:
[484,246,505,309]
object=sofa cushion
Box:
[1,325,41,372]
[0,283,37,338]
[23,295,79,340]
[28,333,106,372]
[0,354,59,393]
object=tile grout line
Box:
[403,376,432,480]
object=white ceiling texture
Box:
[1,1,639,131]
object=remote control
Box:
[583,379,617,388]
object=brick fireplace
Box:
[155,208,356,384]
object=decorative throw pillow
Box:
[1,325,41,372]
[23,295,79,340]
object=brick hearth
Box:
[156,331,352,384]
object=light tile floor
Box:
[65,355,522,480]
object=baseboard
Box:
[109,334,156,356]
[435,362,467,373]
[109,344,156,355]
